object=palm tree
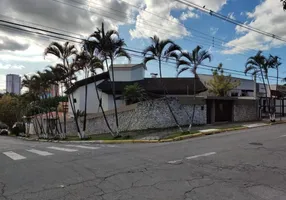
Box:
[143,35,182,131]
[176,46,211,130]
[44,42,85,139]
[268,55,281,89]
[245,51,272,120]
[82,41,115,136]
[87,23,131,136]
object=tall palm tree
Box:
[82,41,115,136]
[47,65,69,134]
[143,35,182,131]
[44,42,85,139]
[245,51,273,120]
[176,46,211,130]
[268,55,281,89]
[87,23,131,136]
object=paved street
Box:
[1,124,286,200]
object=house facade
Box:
[65,63,207,116]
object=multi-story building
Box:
[6,74,21,95]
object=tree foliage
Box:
[123,83,147,105]
[0,95,23,128]
[282,0,286,10]
[206,63,240,97]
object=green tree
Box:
[143,35,182,131]
[245,51,275,121]
[87,23,131,136]
[206,63,240,97]
[81,42,116,136]
[176,46,211,130]
[0,95,22,128]
[44,42,84,138]
[123,83,147,105]
[267,55,281,89]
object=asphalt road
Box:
[1,124,286,200]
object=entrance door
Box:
[215,100,233,122]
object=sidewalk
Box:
[16,118,286,144]
[137,120,271,140]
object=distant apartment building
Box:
[6,74,21,95]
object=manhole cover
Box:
[249,142,263,146]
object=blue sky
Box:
[0,0,285,91]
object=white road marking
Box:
[186,152,216,160]
[3,151,26,160]
[65,145,100,150]
[47,147,78,152]
[278,135,286,138]
[26,149,54,156]
[167,160,183,164]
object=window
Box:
[73,98,77,103]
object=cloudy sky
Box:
[0,0,285,90]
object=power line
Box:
[0,14,84,38]
[0,15,283,81]
[175,0,286,43]
[51,0,253,57]
[83,0,258,54]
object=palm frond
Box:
[143,56,156,65]
[177,67,190,77]
[142,45,156,57]
[164,43,181,58]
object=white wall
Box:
[68,80,107,115]
[109,64,145,82]
[131,67,145,81]
[110,69,132,82]
[68,87,82,115]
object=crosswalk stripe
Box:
[3,151,26,160]
[47,147,78,152]
[65,145,100,150]
[26,149,54,156]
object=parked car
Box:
[0,129,9,135]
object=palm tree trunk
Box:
[110,57,120,136]
[158,58,182,132]
[68,94,83,139]
[277,68,279,89]
[83,68,88,135]
[189,74,197,131]
[266,73,275,122]
[63,110,67,135]
[260,68,270,120]
[93,78,115,136]
[65,58,84,139]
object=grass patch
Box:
[64,134,133,141]
[164,130,199,140]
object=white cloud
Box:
[210,27,219,36]
[223,0,286,54]
[0,63,25,70]
[129,0,227,39]
[180,10,199,20]
[227,12,236,20]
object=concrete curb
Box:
[15,120,286,144]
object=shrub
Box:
[11,122,25,136]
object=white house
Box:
[65,63,207,116]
